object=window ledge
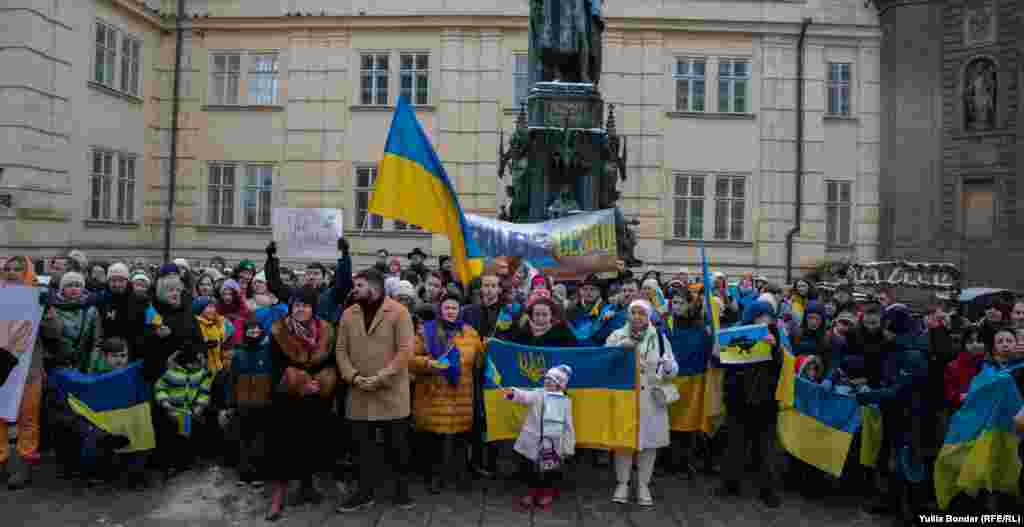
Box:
[350,104,436,113]
[666,111,755,121]
[87,81,143,104]
[344,229,432,239]
[194,224,273,234]
[824,114,857,122]
[201,104,284,112]
[826,244,856,253]
[665,239,753,248]
[503,107,527,116]
[84,219,140,230]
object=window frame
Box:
[247,52,280,106]
[717,58,750,114]
[354,165,384,230]
[242,164,274,227]
[89,149,137,223]
[513,52,530,108]
[93,19,143,97]
[672,173,706,240]
[205,162,276,228]
[673,57,707,113]
[827,62,852,116]
[712,175,746,242]
[961,180,996,240]
[359,52,391,106]
[207,163,238,226]
[825,179,854,247]
[399,51,430,106]
[207,50,281,107]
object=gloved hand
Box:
[266,241,277,257]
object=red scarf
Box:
[285,314,321,355]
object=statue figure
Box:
[530,0,604,85]
[964,58,996,131]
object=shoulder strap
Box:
[656,329,665,358]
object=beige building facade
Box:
[1,0,881,282]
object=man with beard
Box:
[93,263,147,362]
[335,269,415,512]
[565,274,616,346]
[462,273,504,478]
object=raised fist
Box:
[338,237,350,254]
[266,241,277,257]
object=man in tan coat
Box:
[335,268,415,512]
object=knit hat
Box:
[107,262,131,281]
[59,271,85,290]
[628,299,654,316]
[173,258,190,271]
[742,300,776,325]
[221,278,241,295]
[237,260,257,273]
[158,263,179,277]
[642,278,660,291]
[396,280,416,299]
[131,273,151,285]
[192,296,214,316]
[290,286,320,312]
[544,364,573,390]
[882,303,915,335]
[795,355,823,377]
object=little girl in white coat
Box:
[503,364,576,511]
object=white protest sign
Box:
[271,208,344,259]
[0,286,43,422]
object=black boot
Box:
[714,480,741,498]
[299,477,323,505]
[394,479,415,510]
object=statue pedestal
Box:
[528,82,604,130]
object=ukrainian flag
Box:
[370,96,484,284]
[934,365,1023,509]
[666,328,723,434]
[51,361,156,453]
[483,339,638,451]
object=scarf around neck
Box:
[424,317,462,385]
[285,314,321,355]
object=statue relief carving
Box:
[964,0,995,46]
[530,0,604,85]
[963,58,997,131]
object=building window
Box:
[248,53,280,105]
[674,58,706,112]
[120,36,141,95]
[243,165,273,227]
[826,180,853,246]
[210,53,241,105]
[713,176,745,241]
[827,63,851,116]
[673,174,705,240]
[355,166,383,230]
[90,150,135,222]
[962,181,995,239]
[718,59,749,113]
[513,53,530,107]
[400,53,429,106]
[207,164,236,225]
[360,53,390,106]
[963,57,997,131]
[93,22,118,87]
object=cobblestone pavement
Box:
[0,455,894,527]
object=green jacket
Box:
[154,351,214,414]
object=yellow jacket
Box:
[409,324,483,434]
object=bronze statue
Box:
[529,0,604,85]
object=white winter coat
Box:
[508,388,576,463]
[606,324,679,450]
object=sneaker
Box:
[612,483,629,504]
[759,489,781,509]
[337,492,375,513]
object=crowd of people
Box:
[1,243,1023,524]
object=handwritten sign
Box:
[0,286,43,422]
[271,208,344,260]
[845,261,960,291]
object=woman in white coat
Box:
[605,299,679,506]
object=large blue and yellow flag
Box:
[51,361,156,453]
[777,375,863,477]
[483,339,638,450]
[666,328,723,434]
[369,96,484,284]
[934,365,1023,509]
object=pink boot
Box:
[536,488,554,510]
[519,488,538,510]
